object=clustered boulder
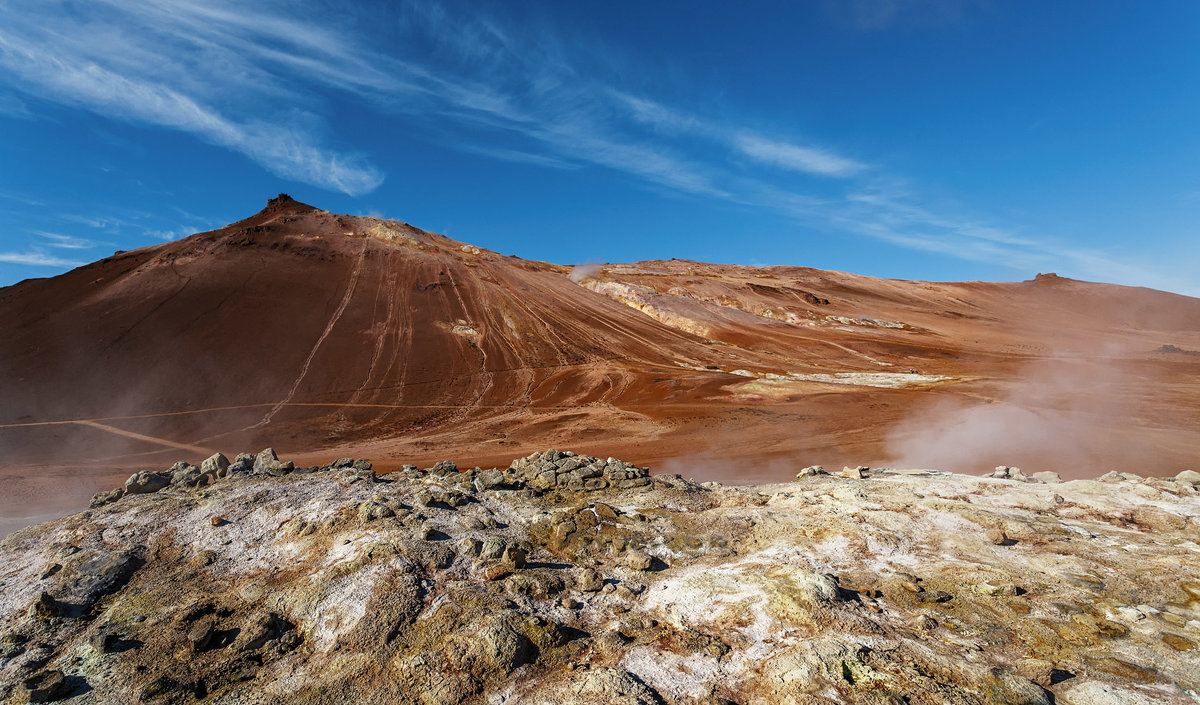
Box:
[510,449,652,493]
[90,448,376,509]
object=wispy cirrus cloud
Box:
[34,232,102,250]
[0,91,32,119]
[735,134,867,178]
[455,144,580,170]
[0,0,383,195]
[0,250,86,267]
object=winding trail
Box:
[254,242,368,428]
[71,421,213,455]
[0,400,594,431]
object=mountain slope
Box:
[2,195,1199,530]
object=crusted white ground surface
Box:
[0,452,1198,704]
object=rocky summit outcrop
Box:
[2,452,1199,704]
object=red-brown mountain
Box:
[3,195,1199,529]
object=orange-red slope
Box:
[2,195,1199,518]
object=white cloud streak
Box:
[735,134,867,177]
[35,232,100,250]
[0,91,32,119]
[0,251,86,267]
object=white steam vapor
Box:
[568,263,604,284]
[885,350,1162,476]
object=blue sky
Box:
[1,0,1197,294]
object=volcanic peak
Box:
[260,193,316,216]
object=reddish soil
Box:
[3,194,1199,532]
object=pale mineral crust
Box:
[1,450,1198,704]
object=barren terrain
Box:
[2,195,1199,535]
[2,449,1198,703]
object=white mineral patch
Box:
[784,371,954,388]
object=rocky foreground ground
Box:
[1,451,1198,704]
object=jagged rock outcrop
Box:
[2,451,1199,704]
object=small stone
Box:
[426,460,457,475]
[236,612,287,652]
[591,502,619,520]
[1016,658,1056,687]
[200,452,230,478]
[443,490,469,508]
[254,447,294,475]
[93,631,126,654]
[480,538,507,561]
[839,466,868,479]
[124,470,170,495]
[358,501,395,522]
[979,581,1020,597]
[226,458,252,475]
[1032,471,1063,483]
[33,591,62,619]
[1175,469,1200,485]
[901,580,922,593]
[418,524,436,541]
[188,622,218,653]
[484,564,511,581]
[501,545,527,570]
[915,614,938,631]
[254,447,280,472]
[18,669,71,703]
[795,465,826,478]
[985,668,1050,705]
[209,516,225,527]
[560,596,581,610]
[89,488,124,508]
[987,528,1015,545]
[575,567,603,592]
[623,551,655,571]
[278,632,301,653]
[917,590,953,603]
[476,468,506,490]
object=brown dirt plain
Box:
[2,195,1198,534]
